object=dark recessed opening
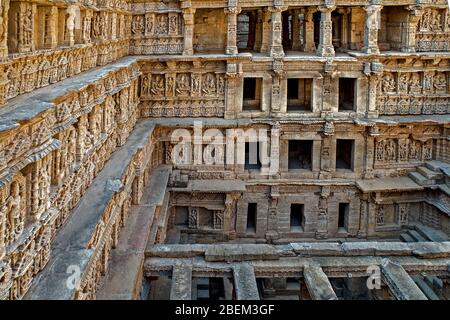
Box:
[245,142,262,170]
[339,78,356,111]
[247,203,257,233]
[237,11,260,52]
[338,203,349,230]
[336,139,354,170]
[290,204,304,231]
[287,78,312,112]
[243,78,262,111]
[288,140,313,170]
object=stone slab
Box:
[303,264,338,300]
[381,259,427,300]
[170,265,193,300]
[356,177,423,193]
[233,263,259,300]
[205,244,280,262]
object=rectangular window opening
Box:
[336,139,354,170]
[338,78,356,111]
[290,204,304,231]
[338,203,349,231]
[243,78,262,111]
[288,140,313,170]
[247,203,257,233]
[287,78,312,112]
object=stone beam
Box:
[381,259,427,300]
[232,263,259,300]
[170,265,193,300]
[303,264,338,300]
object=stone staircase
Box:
[399,223,448,300]
[408,160,447,187]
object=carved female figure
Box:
[6,182,24,244]
[434,73,447,93]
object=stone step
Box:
[400,233,415,243]
[412,276,440,300]
[425,276,443,290]
[439,184,450,197]
[425,160,450,172]
[414,224,449,242]
[407,230,428,242]
[408,171,435,186]
[417,166,443,180]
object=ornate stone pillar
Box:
[338,8,349,50]
[254,9,263,51]
[15,2,35,53]
[291,9,301,51]
[110,12,117,40]
[182,8,195,55]
[304,8,316,53]
[225,6,240,55]
[363,5,382,54]
[316,4,335,57]
[357,197,369,238]
[316,186,330,239]
[321,59,336,117]
[271,59,284,115]
[269,122,280,178]
[224,62,241,119]
[366,62,383,118]
[269,5,286,58]
[364,125,379,179]
[82,10,92,43]
[403,6,423,53]
[49,6,58,48]
[320,121,334,179]
[0,0,9,58]
[260,8,271,53]
[266,186,280,241]
[66,5,78,46]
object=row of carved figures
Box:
[131,13,182,36]
[375,138,433,164]
[417,9,450,32]
[380,71,448,95]
[1,41,129,105]
[141,73,226,98]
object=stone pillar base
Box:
[317,45,335,57]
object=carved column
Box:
[269,6,286,58]
[363,5,382,54]
[110,12,117,40]
[225,62,240,119]
[266,186,280,241]
[403,6,423,53]
[291,9,301,51]
[320,121,334,179]
[269,122,280,178]
[316,5,335,57]
[271,59,284,115]
[357,198,369,238]
[13,1,35,53]
[82,10,92,43]
[254,9,263,51]
[260,8,271,53]
[338,8,349,50]
[66,5,78,46]
[304,8,316,52]
[366,62,383,118]
[182,8,195,55]
[49,6,58,48]
[316,186,330,239]
[225,6,241,55]
[0,0,9,58]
